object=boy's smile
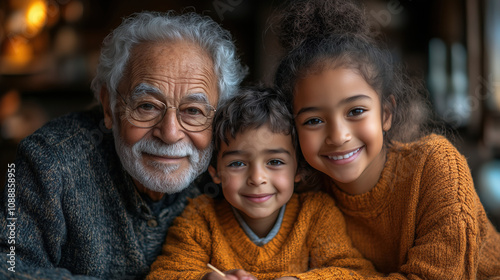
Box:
[242,193,274,203]
[293,67,392,195]
[209,125,301,237]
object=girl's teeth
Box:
[329,148,359,160]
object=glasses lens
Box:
[178,102,215,130]
[127,98,166,127]
[120,92,215,131]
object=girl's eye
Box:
[227,161,245,167]
[348,108,365,116]
[268,159,284,166]
[303,118,323,126]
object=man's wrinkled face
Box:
[102,40,218,199]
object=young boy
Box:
[146,88,380,280]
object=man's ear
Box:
[99,86,113,129]
[382,95,395,132]
[208,165,221,184]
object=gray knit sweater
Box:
[0,107,206,279]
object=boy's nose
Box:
[247,165,267,186]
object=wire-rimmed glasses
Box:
[116,90,216,132]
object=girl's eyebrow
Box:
[295,107,316,117]
[341,94,372,104]
[295,94,372,117]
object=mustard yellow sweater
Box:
[147,192,380,280]
[327,134,500,279]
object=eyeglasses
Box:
[116,90,216,132]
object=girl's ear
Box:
[382,95,395,132]
[208,165,221,184]
[100,86,113,129]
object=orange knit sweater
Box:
[147,192,380,280]
[327,134,500,279]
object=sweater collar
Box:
[329,145,399,217]
[231,204,287,246]
[216,194,300,261]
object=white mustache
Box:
[112,122,213,194]
[133,139,196,158]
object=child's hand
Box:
[202,269,258,280]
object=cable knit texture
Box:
[147,192,382,280]
[0,108,203,279]
[327,134,500,279]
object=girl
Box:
[273,0,500,279]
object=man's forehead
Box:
[130,40,213,69]
[124,41,219,104]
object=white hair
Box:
[90,11,247,107]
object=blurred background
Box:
[0,0,499,229]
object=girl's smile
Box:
[324,146,363,164]
[294,67,392,195]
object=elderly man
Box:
[0,11,246,279]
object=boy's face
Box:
[209,125,301,226]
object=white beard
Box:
[113,127,212,194]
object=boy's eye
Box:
[303,118,323,126]
[268,159,284,166]
[348,108,365,116]
[227,161,245,167]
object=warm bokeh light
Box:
[0,90,21,122]
[64,0,84,23]
[54,26,79,56]
[45,1,61,27]
[25,0,47,36]
[5,11,26,35]
[2,35,34,68]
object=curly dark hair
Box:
[273,0,442,145]
[211,86,298,166]
[273,0,372,53]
